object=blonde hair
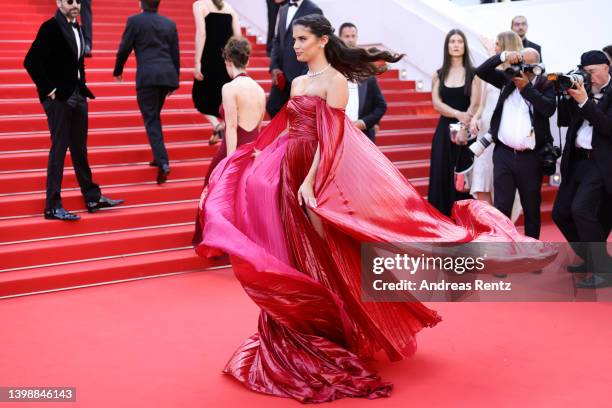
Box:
[496,31,523,68]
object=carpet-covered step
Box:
[0,142,217,171]
[379,114,438,130]
[0,200,197,243]
[0,179,204,217]
[0,124,214,151]
[0,159,210,194]
[0,223,196,271]
[0,247,221,298]
[376,128,435,145]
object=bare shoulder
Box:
[290,75,307,96]
[193,0,209,14]
[329,71,348,88]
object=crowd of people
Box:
[22,0,611,403]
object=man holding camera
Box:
[476,48,556,239]
[552,51,612,288]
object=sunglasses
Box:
[64,0,82,5]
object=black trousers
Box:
[136,86,171,167]
[266,82,290,119]
[43,89,100,210]
[80,0,92,49]
[552,158,612,267]
[493,144,543,239]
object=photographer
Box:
[475,48,556,239]
[552,50,612,289]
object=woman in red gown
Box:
[193,37,265,245]
[195,15,555,403]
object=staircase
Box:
[0,0,556,298]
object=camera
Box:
[469,133,494,157]
[504,63,546,78]
[547,68,592,93]
[538,142,562,175]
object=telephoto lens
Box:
[469,133,494,157]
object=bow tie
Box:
[70,22,79,29]
[289,1,299,7]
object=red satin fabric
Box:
[195,95,555,403]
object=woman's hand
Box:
[252,148,261,158]
[455,111,472,125]
[469,115,481,136]
[194,64,204,81]
[297,178,317,208]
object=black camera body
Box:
[547,68,592,94]
[539,142,562,175]
[504,63,546,78]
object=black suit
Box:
[80,0,92,50]
[552,79,612,267]
[476,54,556,238]
[357,77,387,142]
[114,10,180,168]
[522,38,542,61]
[24,10,100,211]
[266,0,287,56]
[267,0,322,117]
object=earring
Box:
[320,44,324,49]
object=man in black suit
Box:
[552,50,612,288]
[339,22,387,143]
[113,0,180,184]
[476,48,556,239]
[267,0,322,117]
[266,0,287,57]
[511,16,542,61]
[24,0,123,221]
[80,0,92,57]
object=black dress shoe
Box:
[567,262,588,273]
[87,195,124,213]
[149,160,156,167]
[576,274,612,289]
[44,208,80,221]
[157,164,171,184]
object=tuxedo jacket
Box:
[113,11,180,90]
[558,83,612,194]
[358,76,387,140]
[24,10,95,102]
[476,54,556,151]
[269,0,322,82]
[523,38,542,61]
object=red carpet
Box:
[1,269,611,407]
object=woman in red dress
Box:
[196,15,554,403]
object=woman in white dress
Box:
[469,31,523,209]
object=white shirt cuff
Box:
[48,89,56,96]
[578,99,589,108]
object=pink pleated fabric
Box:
[194,95,556,403]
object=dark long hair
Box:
[212,0,224,10]
[293,14,404,82]
[436,29,475,98]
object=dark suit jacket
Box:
[113,11,180,90]
[358,76,387,140]
[24,10,95,102]
[558,83,612,194]
[523,38,542,61]
[476,54,556,151]
[269,0,322,82]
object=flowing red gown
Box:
[194,95,555,403]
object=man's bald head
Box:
[521,47,541,64]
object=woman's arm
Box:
[229,5,242,37]
[470,79,487,135]
[193,1,207,81]
[468,75,483,117]
[432,73,471,124]
[221,84,238,156]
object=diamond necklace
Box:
[307,64,331,78]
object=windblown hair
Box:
[140,0,160,11]
[212,0,224,10]
[292,14,403,82]
[436,29,475,98]
[223,36,251,69]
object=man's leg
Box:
[44,98,72,210]
[81,0,92,52]
[137,87,169,167]
[493,146,518,220]
[266,84,290,118]
[68,90,101,204]
[514,152,542,239]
